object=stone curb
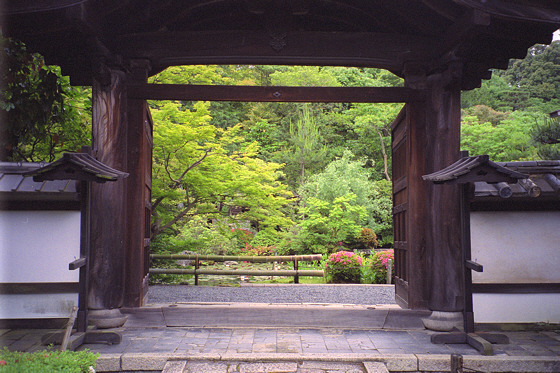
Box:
[417,354,560,372]
[94,352,560,372]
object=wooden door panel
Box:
[391,108,409,308]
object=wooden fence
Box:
[149,254,324,285]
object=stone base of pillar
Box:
[88,309,128,329]
[422,311,463,331]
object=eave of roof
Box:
[24,153,128,183]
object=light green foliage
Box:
[0,347,98,372]
[461,110,539,161]
[299,150,393,246]
[298,193,367,254]
[270,66,341,87]
[149,65,227,85]
[150,99,293,240]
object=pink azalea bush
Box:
[375,249,394,269]
[363,249,394,284]
[325,251,363,283]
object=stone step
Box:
[162,359,386,373]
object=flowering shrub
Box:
[231,228,254,253]
[362,249,394,284]
[244,245,277,256]
[325,251,363,283]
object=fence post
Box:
[387,259,393,284]
[294,259,299,284]
[451,354,463,373]
[195,255,199,286]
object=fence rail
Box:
[149,253,324,285]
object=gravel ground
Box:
[147,284,396,305]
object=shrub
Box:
[297,194,367,254]
[244,245,277,256]
[362,249,394,284]
[325,251,363,283]
[231,228,254,253]
[352,227,378,251]
[0,347,98,372]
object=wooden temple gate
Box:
[3,1,559,329]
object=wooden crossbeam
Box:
[115,30,436,71]
[128,84,425,103]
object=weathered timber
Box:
[68,257,86,270]
[423,64,463,313]
[391,108,408,307]
[150,254,322,263]
[149,268,324,277]
[124,61,152,307]
[472,283,560,294]
[89,68,128,310]
[115,31,437,71]
[128,84,425,103]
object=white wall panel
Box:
[0,211,80,283]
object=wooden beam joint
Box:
[127,84,425,103]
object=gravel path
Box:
[147,284,396,306]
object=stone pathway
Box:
[2,303,560,372]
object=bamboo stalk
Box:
[149,268,324,277]
[150,254,322,263]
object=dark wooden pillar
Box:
[124,60,152,307]
[424,63,464,313]
[89,63,128,310]
[402,61,463,314]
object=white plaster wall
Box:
[470,211,560,324]
[0,210,80,318]
[0,210,80,283]
[0,294,78,319]
[471,211,560,283]
[473,293,560,323]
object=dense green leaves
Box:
[461,41,560,161]
[0,37,91,161]
[7,36,560,258]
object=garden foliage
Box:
[361,249,395,284]
[0,347,98,372]
[325,251,363,283]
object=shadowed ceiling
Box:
[3,0,560,88]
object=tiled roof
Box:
[422,155,528,184]
[0,163,76,194]
[424,156,560,200]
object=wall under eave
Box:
[0,210,80,320]
[470,211,560,324]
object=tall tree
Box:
[0,37,91,162]
[150,100,293,239]
[532,115,560,159]
[286,105,328,189]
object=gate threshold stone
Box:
[123,303,425,330]
[153,303,423,329]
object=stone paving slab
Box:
[1,303,560,372]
